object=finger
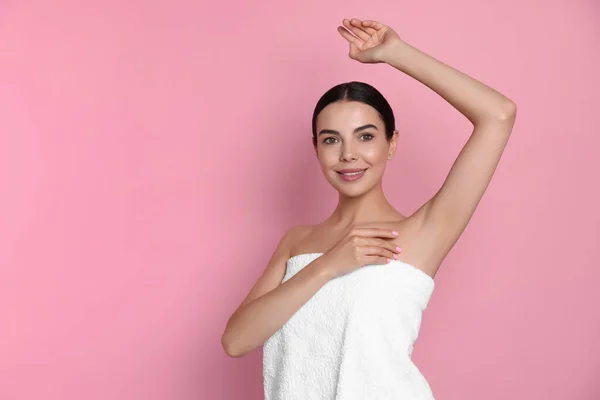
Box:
[379,238,402,254]
[357,237,401,254]
[362,246,397,260]
[351,227,399,238]
[362,20,385,30]
[337,26,362,46]
[370,238,403,254]
[360,21,377,35]
[344,18,370,42]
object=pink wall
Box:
[1,0,598,399]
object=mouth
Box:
[336,168,368,182]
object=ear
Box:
[387,130,399,160]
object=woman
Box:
[221,18,517,399]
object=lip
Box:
[336,168,367,182]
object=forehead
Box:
[316,101,382,129]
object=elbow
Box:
[474,99,517,126]
[221,331,246,358]
[496,99,517,122]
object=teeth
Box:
[342,170,365,176]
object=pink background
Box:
[1,0,598,399]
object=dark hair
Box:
[312,81,395,146]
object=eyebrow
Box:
[318,124,378,136]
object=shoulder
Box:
[273,224,315,255]
[281,224,314,248]
[279,224,321,258]
[233,225,315,313]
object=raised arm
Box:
[381,30,516,232]
[338,18,517,270]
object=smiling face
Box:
[314,100,398,197]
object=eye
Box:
[323,137,338,144]
[360,133,374,141]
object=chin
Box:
[340,189,366,198]
[328,178,371,197]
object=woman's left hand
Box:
[337,18,403,64]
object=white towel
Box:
[263,253,435,400]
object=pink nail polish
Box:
[396,246,402,252]
[392,231,399,236]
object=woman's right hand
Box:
[317,226,403,279]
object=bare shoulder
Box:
[285,224,314,247]
[235,224,313,310]
[268,224,314,269]
[286,224,317,256]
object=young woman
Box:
[222,18,517,399]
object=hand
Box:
[336,18,403,64]
[318,226,402,280]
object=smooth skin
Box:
[221,18,517,358]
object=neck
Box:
[329,183,399,226]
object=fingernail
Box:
[392,231,399,236]
[396,246,402,252]
[387,258,392,263]
[393,253,398,259]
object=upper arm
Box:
[236,225,307,310]
[420,104,517,263]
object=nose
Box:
[340,144,358,162]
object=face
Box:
[314,101,398,197]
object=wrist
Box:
[310,256,335,282]
[380,40,412,66]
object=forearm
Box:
[222,258,332,358]
[383,41,516,125]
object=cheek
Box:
[318,149,337,168]
[361,143,389,161]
